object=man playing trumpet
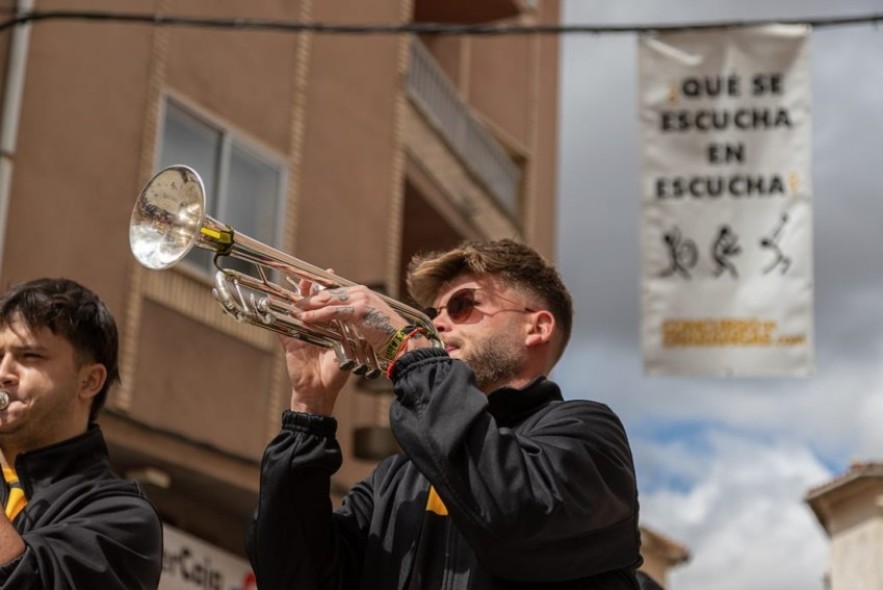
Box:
[247,239,642,589]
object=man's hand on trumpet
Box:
[281,280,426,416]
[277,328,349,416]
[294,284,406,354]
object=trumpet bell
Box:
[130,165,212,270]
[128,165,442,378]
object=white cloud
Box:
[640,432,831,590]
[856,389,883,459]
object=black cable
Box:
[0,9,881,35]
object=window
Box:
[157,100,285,278]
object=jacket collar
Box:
[14,424,109,498]
[486,377,562,425]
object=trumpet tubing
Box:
[129,165,440,378]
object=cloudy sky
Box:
[553,1,883,589]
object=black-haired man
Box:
[0,278,163,589]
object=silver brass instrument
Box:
[129,165,440,379]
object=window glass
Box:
[159,103,221,208]
[226,145,281,245]
[157,99,284,278]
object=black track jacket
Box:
[248,348,642,589]
[0,425,163,589]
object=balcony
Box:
[406,38,522,218]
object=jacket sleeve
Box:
[246,411,377,590]
[0,493,163,590]
[388,348,641,582]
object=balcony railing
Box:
[406,38,522,218]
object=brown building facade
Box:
[806,462,883,590]
[0,0,561,571]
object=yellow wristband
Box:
[383,325,418,361]
[384,327,427,379]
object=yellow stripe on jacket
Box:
[425,485,448,516]
[3,467,27,521]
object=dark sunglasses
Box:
[424,287,534,322]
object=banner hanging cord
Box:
[0,10,881,35]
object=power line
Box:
[0,9,881,35]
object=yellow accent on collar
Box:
[3,467,26,521]
[425,485,448,516]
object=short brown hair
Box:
[406,239,573,362]
[0,278,120,423]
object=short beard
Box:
[464,337,523,393]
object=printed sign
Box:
[638,25,814,376]
[160,525,257,590]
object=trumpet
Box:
[129,165,441,379]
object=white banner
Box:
[160,525,256,590]
[638,25,814,377]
